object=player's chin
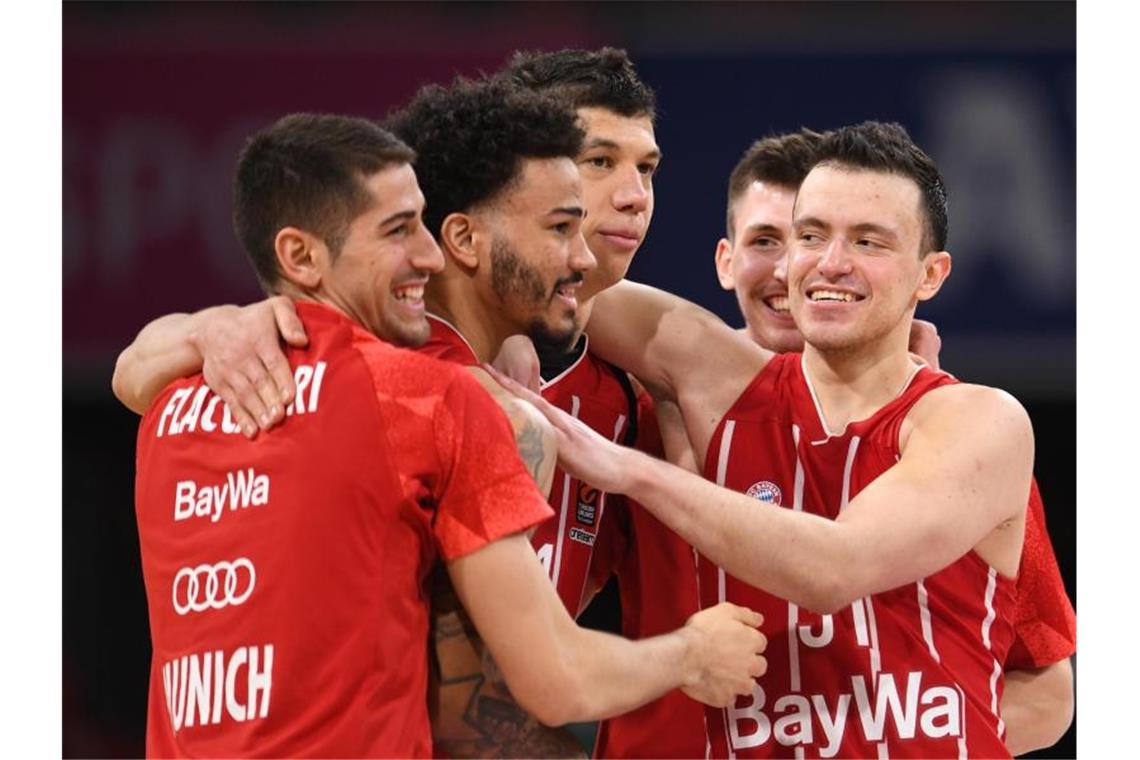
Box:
[386,315,432,348]
[762,326,805,354]
[528,315,577,354]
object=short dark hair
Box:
[233,113,415,291]
[385,78,584,238]
[725,128,826,237]
[812,121,949,254]
[501,47,656,120]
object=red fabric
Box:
[135,302,551,758]
[699,354,1016,758]
[536,347,636,615]
[1006,479,1077,668]
[421,314,481,366]
[593,391,708,758]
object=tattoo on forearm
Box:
[429,568,587,758]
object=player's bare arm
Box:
[494,372,1032,614]
[111,296,307,434]
[446,532,767,726]
[1000,658,1075,756]
[585,280,770,454]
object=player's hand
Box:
[493,335,542,392]
[680,603,767,708]
[485,363,629,493]
[189,296,308,438]
[908,319,942,371]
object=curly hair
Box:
[813,121,949,254]
[385,77,584,238]
[725,128,827,237]
[232,113,414,291]
[500,47,656,120]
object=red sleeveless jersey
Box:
[592,390,707,758]
[135,303,552,758]
[536,338,637,615]
[421,315,637,616]
[699,353,1016,759]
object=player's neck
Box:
[425,280,513,363]
[801,330,920,434]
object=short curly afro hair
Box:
[385,77,584,238]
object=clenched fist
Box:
[680,602,768,708]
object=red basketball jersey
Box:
[135,303,552,758]
[421,316,638,617]
[699,353,1016,759]
[536,339,637,615]
[592,391,707,758]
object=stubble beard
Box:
[490,236,577,353]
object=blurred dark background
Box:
[63,2,1075,757]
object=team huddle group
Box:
[112,48,1076,759]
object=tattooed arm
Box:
[466,366,556,498]
[430,570,588,758]
[430,367,569,756]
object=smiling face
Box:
[788,164,948,356]
[483,156,596,350]
[575,107,659,292]
[715,180,803,353]
[319,163,444,346]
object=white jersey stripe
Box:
[917,578,941,663]
[989,659,1005,737]
[877,742,890,760]
[574,413,628,613]
[866,595,882,676]
[981,567,997,648]
[840,436,861,512]
[955,683,969,759]
[714,420,736,613]
[788,424,805,692]
[980,566,1005,740]
[711,416,736,758]
[550,395,581,588]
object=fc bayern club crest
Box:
[746,480,783,506]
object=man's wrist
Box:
[673,622,705,689]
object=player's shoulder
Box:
[906,381,1032,439]
[348,329,472,399]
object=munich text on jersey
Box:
[162,644,274,732]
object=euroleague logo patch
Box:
[746,480,783,506]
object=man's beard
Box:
[490,236,580,353]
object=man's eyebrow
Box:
[547,206,584,218]
[850,222,898,240]
[582,137,663,161]
[793,215,828,230]
[742,223,784,236]
[378,209,416,227]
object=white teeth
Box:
[394,285,424,301]
[766,296,789,312]
[809,289,856,303]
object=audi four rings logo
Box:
[172,558,256,615]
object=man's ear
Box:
[274,227,325,289]
[714,237,735,291]
[916,250,952,302]
[438,212,482,270]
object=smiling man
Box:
[508,121,1041,758]
[126,110,770,759]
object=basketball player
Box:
[495,121,1041,758]
[133,112,767,757]
[711,129,1075,756]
